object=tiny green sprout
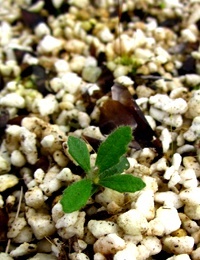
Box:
[159,2,166,9]
[114,55,141,75]
[61,126,146,213]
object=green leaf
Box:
[60,179,93,213]
[99,174,146,193]
[68,136,91,173]
[95,126,132,173]
[90,184,99,196]
[99,156,130,179]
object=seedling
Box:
[61,126,146,213]
[114,55,141,75]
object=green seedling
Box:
[61,126,146,213]
[114,55,142,75]
[158,2,166,9]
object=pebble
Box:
[186,90,200,118]
[176,144,196,155]
[115,76,134,86]
[134,190,155,220]
[150,106,183,127]
[58,211,86,239]
[179,169,198,188]
[113,242,138,260]
[52,202,64,223]
[82,66,102,83]
[182,74,200,87]
[56,211,79,229]
[153,46,171,64]
[163,114,183,128]
[154,206,181,235]
[56,167,77,182]
[0,174,18,192]
[149,94,188,114]
[0,21,12,46]
[37,94,58,116]
[150,157,168,173]
[149,107,168,124]
[179,213,200,235]
[54,59,70,76]
[0,93,25,108]
[20,127,38,165]
[140,236,162,256]
[181,28,197,42]
[61,72,82,94]
[162,236,194,255]
[160,128,172,153]
[134,48,154,62]
[73,239,87,252]
[7,217,27,239]
[0,253,13,260]
[52,203,86,239]
[183,116,200,142]
[28,253,57,260]
[147,218,165,237]
[181,188,200,205]
[65,39,86,54]
[69,252,90,260]
[39,166,63,196]
[25,187,45,209]
[191,247,200,260]
[88,220,121,238]
[155,191,183,209]
[98,27,114,42]
[53,150,68,167]
[70,55,86,73]
[37,35,63,53]
[183,157,200,177]
[167,254,191,260]
[137,244,152,260]
[10,243,37,258]
[68,0,89,8]
[26,208,56,240]
[12,226,33,244]
[41,135,55,148]
[78,111,91,128]
[95,188,124,209]
[94,253,107,260]
[50,77,64,92]
[0,156,11,174]
[117,209,149,236]
[34,23,50,38]
[184,204,200,220]
[93,233,126,255]
[10,150,26,167]
[112,34,135,55]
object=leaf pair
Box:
[61,126,146,213]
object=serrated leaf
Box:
[68,136,91,173]
[61,179,93,213]
[95,126,132,173]
[99,174,146,193]
[99,156,130,179]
